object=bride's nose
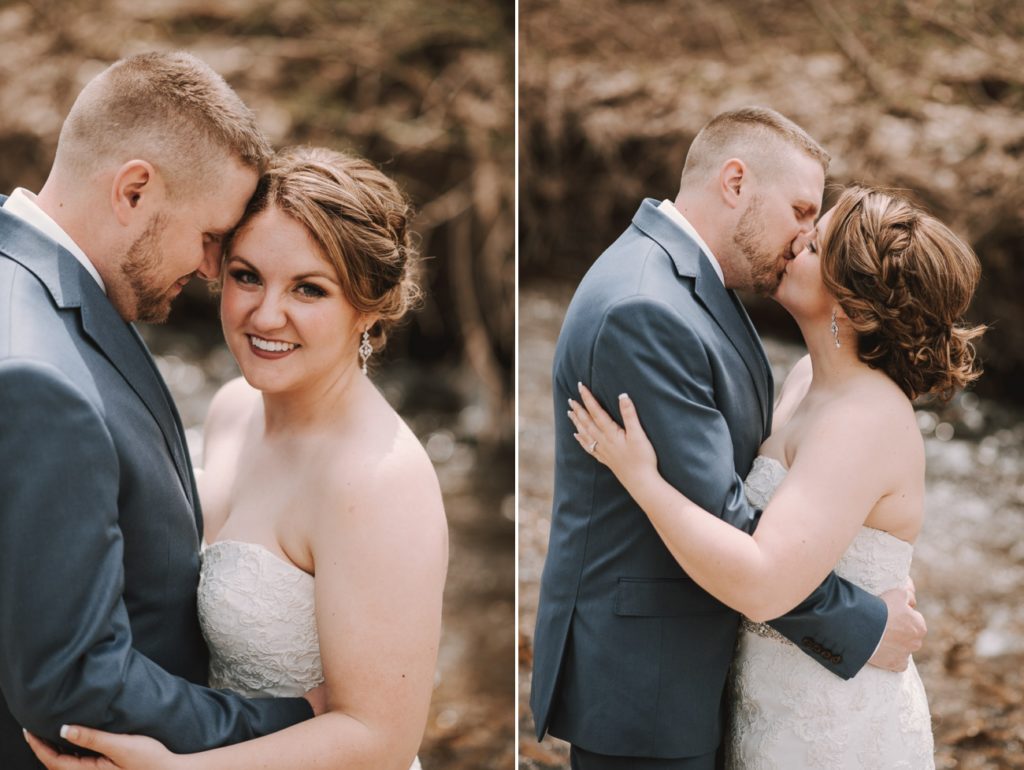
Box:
[250,291,288,330]
[790,231,812,259]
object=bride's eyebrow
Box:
[226,255,259,272]
[291,270,340,285]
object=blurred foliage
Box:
[0,0,514,445]
[520,0,1024,404]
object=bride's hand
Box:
[24,726,182,770]
[569,383,659,494]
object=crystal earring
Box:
[359,330,372,374]
[830,309,841,349]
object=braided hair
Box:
[820,185,986,401]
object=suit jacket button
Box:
[832,654,842,664]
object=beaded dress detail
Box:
[726,456,934,769]
[198,540,422,770]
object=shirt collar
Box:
[656,199,724,285]
[2,188,106,292]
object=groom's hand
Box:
[303,683,329,716]
[868,581,926,672]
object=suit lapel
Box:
[691,268,772,433]
[0,208,196,513]
[78,280,196,511]
[632,200,772,432]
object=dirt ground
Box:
[518,283,1024,770]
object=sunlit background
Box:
[0,1,514,767]
[519,1,1024,768]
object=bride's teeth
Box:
[250,336,295,352]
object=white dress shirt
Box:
[656,199,724,285]
[3,187,106,292]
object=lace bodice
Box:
[198,540,323,697]
[726,455,934,769]
[197,540,423,770]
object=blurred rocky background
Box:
[0,1,513,767]
[519,1,1023,768]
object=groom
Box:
[0,53,316,768]
[531,107,927,768]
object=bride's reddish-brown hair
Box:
[820,185,986,401]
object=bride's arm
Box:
[31,434,448,770]
[570,383,905,622]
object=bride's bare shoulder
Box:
[326,409,445,532]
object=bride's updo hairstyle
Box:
[819,185,986,401]
[229,146,420,350]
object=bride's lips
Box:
[247,334,300,359]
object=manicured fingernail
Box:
[619,393,628,399]
[21,728,27,740]
[577,381,583,391]
[60,725,75,740]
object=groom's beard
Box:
[734,196,790,297]
[117,214,180,324]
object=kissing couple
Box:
[532,107,984,768]
[1,52,447,770]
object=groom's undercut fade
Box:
[681,106,830,187]
[53,51,272,198]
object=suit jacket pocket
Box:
[614,577,731,617]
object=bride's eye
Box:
[296,282,327,299]
[806,240,818,254]
[228,268,260,285]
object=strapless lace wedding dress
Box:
[726,456,934,769]
[198,540,423,770]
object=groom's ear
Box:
[719,158,747,209]
[110,160,163,226]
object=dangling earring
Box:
[830,309,841,349]
[359,329,372,374]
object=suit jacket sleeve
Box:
[591,298,886,679]
[0,359,312,753]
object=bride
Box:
[567,185,983,768]
[27,147,447,770]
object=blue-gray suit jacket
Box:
[0,200,311,768]
[530,200,888,759]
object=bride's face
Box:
[220,206,363,395]
[773,206,836,320]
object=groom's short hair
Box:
[681,107,829,186]
[53,51,272,199]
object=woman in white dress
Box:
[28,147,447,770]
[566,185,984,768]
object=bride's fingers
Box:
[567,407,593,446]
[617,393,643,435]
[23,730,104,770]
[572,432,595,454]
[23,731,62,766]
[568,398,602,441]
[55,726,121,765]
[576,383,618,433]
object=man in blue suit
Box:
[0,52,316,768]
[531,107,927,769]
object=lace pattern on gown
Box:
[726,456,934,769]
[198,540,423,770]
